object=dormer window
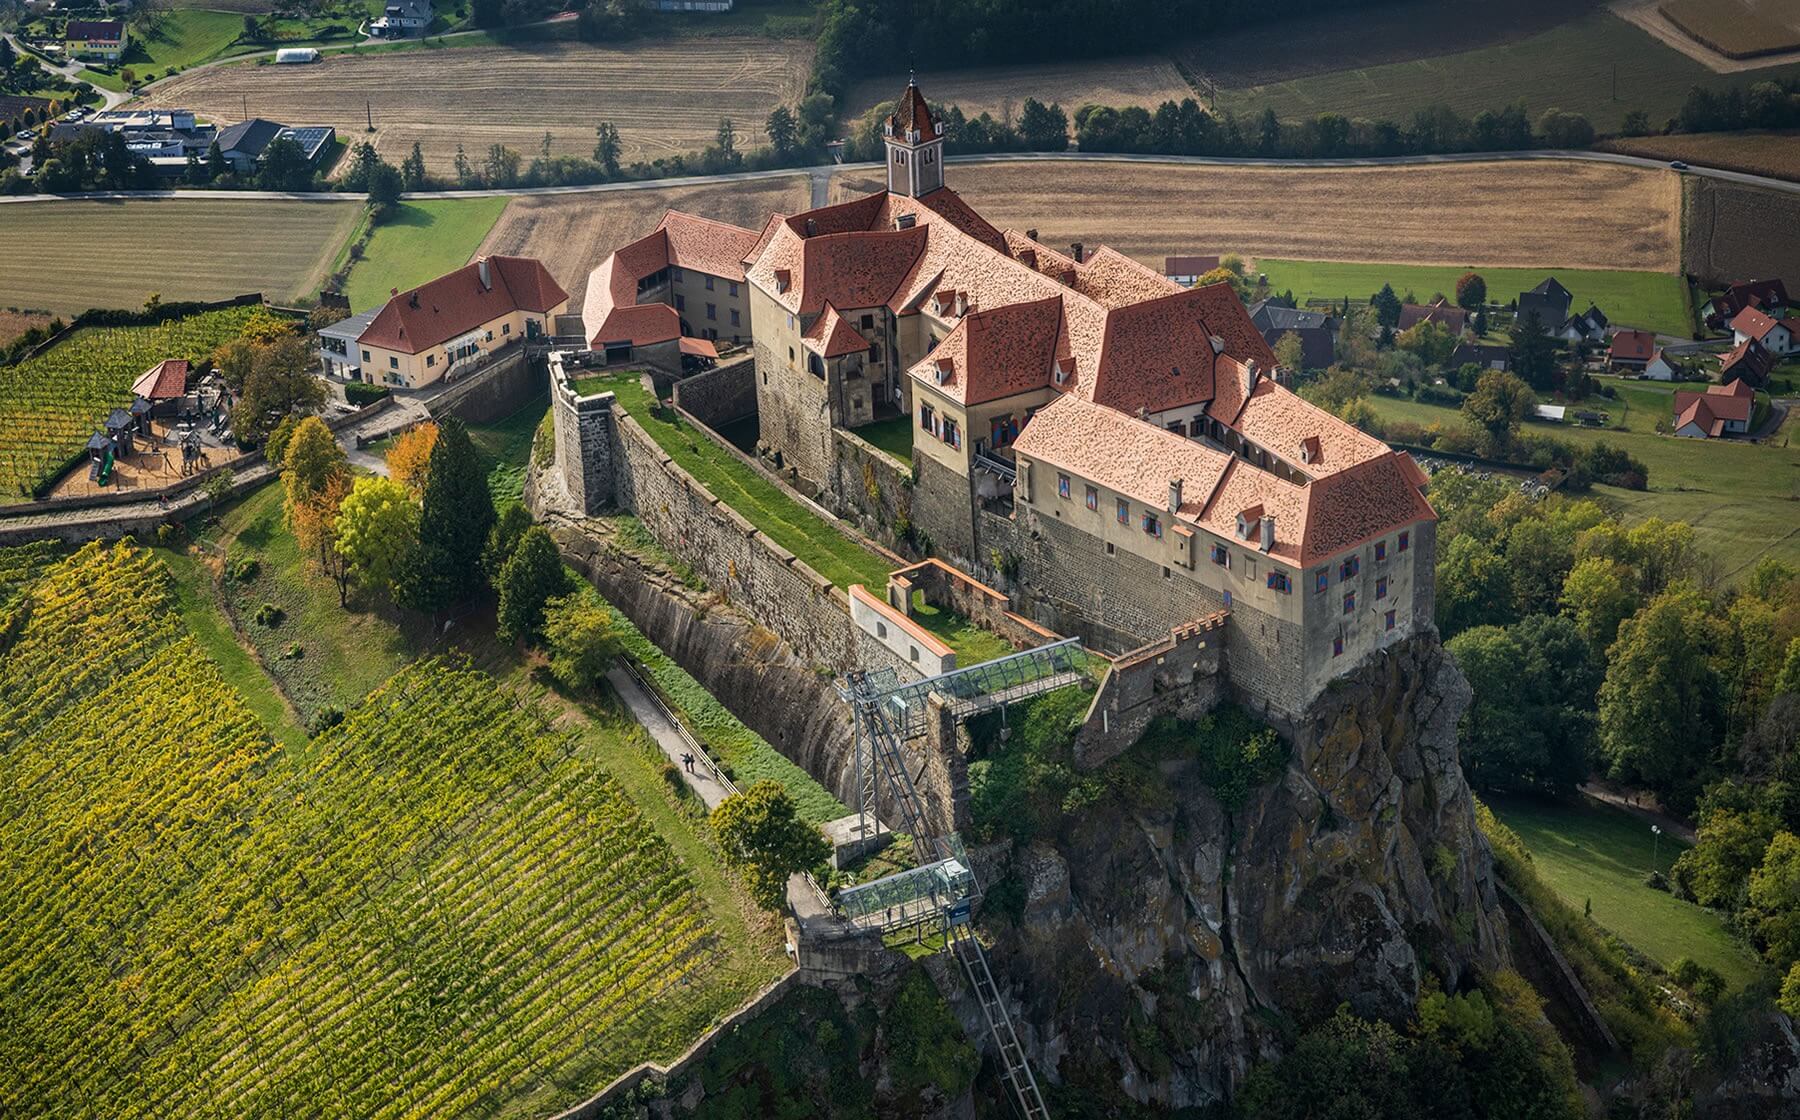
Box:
[1171,366,1181,378]
[1299,435,1321,465]
[895,213,916,230]
[934,358,953,385]
[774,269,790,295]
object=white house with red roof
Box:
[1607,329,1656,370]
[1673,379,1755,439]
[1731,305,1795,356]
[322,256,567,388]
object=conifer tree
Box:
[406,417,495,610]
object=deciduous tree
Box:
[710,780,830,911]
[1455,271,1487,311]
[1598,584,1727,809]
[334,475,419,602]
[1460,369,1534,456]
[384,422,437,494]
[541,592,618,690]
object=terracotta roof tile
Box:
[1071,246,1183,309]
[1015,394,1232,516]
[1609,329,1656,362]
[1719,338,1774,383]
[1396,297,1467,334]
[131,359,188,400]
[803,302,872,358]
[657,209,760,283]
[1293,453,1437,565]
[360,255,567,354]
[910,295,1062,405]
[1228,378,1391,478]
[592,303,679,347]
[1731,305,1780,341]
[887,81,939,141]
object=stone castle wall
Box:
[827,428,913,551]
[671,357,758,432]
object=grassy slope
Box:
[1365,391,1800,577]
[1488,794,1755,986]
[1214,10,1800,133]
[343,197,509,312]
[1257,260,1691,337]
[80,9,246,89]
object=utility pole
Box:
[366,99,373,132]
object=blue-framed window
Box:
[1376,576,1388,600]
[1315,568,1328,593]
[1267,571,1291,593]
[1340,556,1360,581]
[1343,591,1356,615]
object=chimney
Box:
[1260,515,1275,552]
[1025,228,1038,241]
[1070,241,1084,263]
[805,217,818,236]
[956,291,969,317]
[1246,359,1262,389]
[477,258,491,290]
[1168,478,1183,513]
[390,287,399,297]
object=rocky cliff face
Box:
[970,634,1510,1111]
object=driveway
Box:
[3,33,131,110]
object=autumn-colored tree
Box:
[384,422,438,495]
[334,476,420,602]
[291,473,353,602]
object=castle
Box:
[576,78,1437,716]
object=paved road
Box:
[607,664,734,811]
[2,32,130,110]
[2,147,1796,206]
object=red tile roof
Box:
[66,20,124,39]
[1719,338,1775,384]
[1014,394,1232,517]
[803,303,872,358]
[1227,377,1391,478]
[1165,255,1221,277]
[914,295,1063,405]
[1731,305,1782,342]
[131,359,188,401]
[582,209,759,349]
[593,303,679,347]
[361,256,567,355]
[658,209,760,283]
[1609,329,1656,363]
[1396,297,1467,334]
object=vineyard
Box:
[0,306,261,500]
[0,542,744,1118]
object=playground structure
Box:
[835,640,1099,1120]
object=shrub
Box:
[1669,957,1727,1004]
[1643,869,1670,892]
[154,522,183,546]
[253,602,284,626]
[229,555,260,582]
[659,760,684,792]
[344,381,390,407]
[308,705,344,735]
[281,642,303,660]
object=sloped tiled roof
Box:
[1731,305,1783,342]
[913,295,1063,405]
[888,79,939,140]
[1719,338,1775,384]
[360,255,567,354]
[1609,329,1656,362]
[131,359,188,400]
[1673,383,1754,436]
[1227,377,1391,479]
[583,209,760,348]
[1014,394,1232,517]
[1396,297,1467,334]
[803,303,871,358]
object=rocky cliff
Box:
[967,634,1510,1110]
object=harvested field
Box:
[0,311,53,351]
[142,38,812,174]
[0,197,360,315]
[1175,0,1597,88]
[1602,130,1800,182]
[843,158,1681,272]
[843,55,1188,124]
[475,175,813,309]
[1682,176,1800,285]
[1659,0,1800,58]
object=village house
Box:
[581,210,761,370]
[1718,338,1776,388]
[1642,347,1683,381]
[1731,305,1795,357]
[1249,301,1336,371]
[1608,329,1656,371]
[1396,296,1467,335]
[319,255,567,387]
[215,118,336,173]
[1672,379,1755,439]
[1164,255,1222,285]
[1517,276,1572,328]
[63,19,126,61]
[1703,278,1788,331]
[370,0,433,37]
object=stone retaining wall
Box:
[1074,616,1226,769]
[670,356,757,432]
[427,347,540,424]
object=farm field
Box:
[877,158,1681,272]
[0,305,261,501]
[1208,10,1800,133]
[0,198,359,315]
[1364,390,1800,577]
[1659,0,1800,58]
[141,38,814,174]
[1488,794,1755,986]
[0,310,52,350]
[1255,260,1690,337]
[1683,177,1800,284]
[1602,130,1800,183]
[341,196,509,312]
[0,541,782,1119]
[842,54,1188,125]
[475,175,812,310]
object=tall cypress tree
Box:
[408,417,496,611]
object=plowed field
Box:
[476,175,813,309]
[835,157,1681,272]
[142,38,812,174]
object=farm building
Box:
[1730,305,1795,356]
[334,256,568,388]
[52,109,218,178]
[275,48,321,64]
[1702,278,1788,331]
[580,210,761,369]
[1396,296,1468,335]
[1718,338,1775,388]
[1672,379,1755,439]
[63,19,126,61]
[1165,255,1222,285]
[1517,277,1573,328]
[1607,329,1656,370]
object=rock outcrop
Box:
[971,634,1510,1110]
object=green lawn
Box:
[1487,794,1755,986]
[343,197,509,313]
[465,391,550,507]
[79,6,378,89]
[1215,10,1800,133]
[911,592,1015,666]
[1365,392,1800,578]
[577,371,895,592]
[855,414,914,464]
[1257,260,1691,337]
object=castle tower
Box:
[883,75,945,198]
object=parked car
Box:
[17,129,35,140]
[1669,160,1689,171]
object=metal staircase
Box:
[948,920,1051,1120]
